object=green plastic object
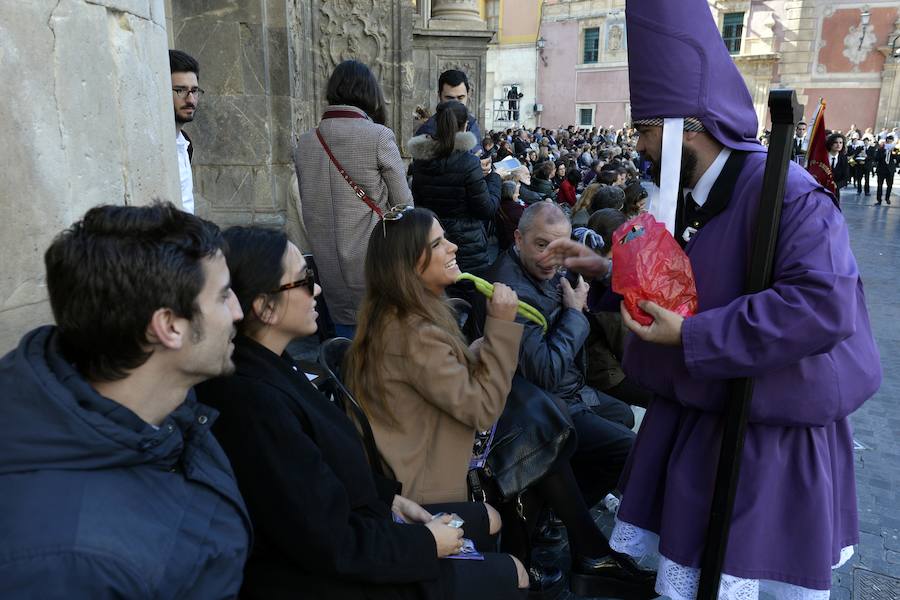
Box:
[457,272,548,333]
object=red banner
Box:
[805,99,837,196]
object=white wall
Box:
[485,43,539,131]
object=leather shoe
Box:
[533,522,564,546]
[569,552,657,599]
[528,563,564,598]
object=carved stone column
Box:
[431,0,483,23]
[0,0,178,353]
[413,0,493,147]
[875,16,900,131]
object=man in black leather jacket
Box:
[480,202,636,507]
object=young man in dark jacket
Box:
[0,203,250,597]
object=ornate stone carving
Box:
[607,23,624,53]
[316,0,390,85]
[843,21,877,68]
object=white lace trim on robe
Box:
[610,517,853,600]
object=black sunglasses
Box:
[268,255,317,295]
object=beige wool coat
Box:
[369,315,523,505]
[294,105,413,325]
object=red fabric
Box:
[805,101,837,196]
[612,213,698,326]
[558,180,577,207]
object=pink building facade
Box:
[534,0,900,134]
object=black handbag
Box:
[468,375,577,504]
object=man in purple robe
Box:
[542,0,882,597]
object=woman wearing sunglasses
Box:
[196,226,528,599]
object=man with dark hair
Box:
[792,120,808,165]
[169,49,202,214]
[0,202,249,596]
[474,201,648,596]
[416,69,482,148]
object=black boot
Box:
[533,522,564,546]
[528,563,564,599]
[569,552,657,599]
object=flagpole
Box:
[696,88,802,600]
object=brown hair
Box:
[573,182,602,214]
[344,208,479,425]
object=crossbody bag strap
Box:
[315,127,384,218]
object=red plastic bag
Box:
[611,212,698,326]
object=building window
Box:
[578,107,594,127]
[722,12,744,54]
[583,27,600,63]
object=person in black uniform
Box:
[826,133,849,192]
[846,134,867,194]
[863,136,877,196]
[792,121,808,165]
[874,134,900,205]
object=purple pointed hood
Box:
[626,0,762,151]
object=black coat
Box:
[875,146,900,176]
[196,336,440,600]
[408,131,501,275]
[527,176,555,200]
[828,153,849,188]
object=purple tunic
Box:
[617,152,882,589]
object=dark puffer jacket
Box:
[408,131,501,275]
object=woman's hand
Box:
[391,495,432,524]
[485,283,519,322]
[425,514,465,557]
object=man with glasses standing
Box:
[170,50,203,214]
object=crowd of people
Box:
[0,0,886,595]
[790,121,900,204]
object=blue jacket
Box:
[0,326,251,599]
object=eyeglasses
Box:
[172,87,205,99]
[268,270,316,296]
[381,205,413,236]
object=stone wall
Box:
[169,0,295,232]
[168,0,418,247]
[0,0,179,354]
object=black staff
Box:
[696,89,803,599]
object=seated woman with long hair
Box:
[196,226,528,599]
[345,208,656,598]
[345,207,523,506]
